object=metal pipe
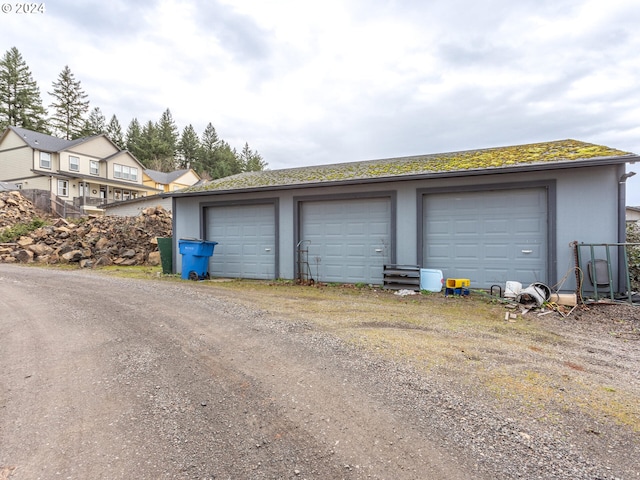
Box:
[605,245,614,300]
[589,244,598,300]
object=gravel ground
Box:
[0,264,638,479]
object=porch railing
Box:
[20,189,83,219]
[73,196,107,207]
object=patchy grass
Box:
[99,265,168,279]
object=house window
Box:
[113,188,122,200]
[113,163,138,181]
[40,152,51,169]
[57,180,68,197]
[69,156,79,171]
[122,190,131,201]
[90,160,99,175]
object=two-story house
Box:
[0,126,160,214]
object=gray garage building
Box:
[168,140,638,293]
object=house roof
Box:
[145,168,197,184]
[4,126,147,169]
[8,126,92,152]
[178,139,637,196]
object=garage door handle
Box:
[375,248,383,253]
[265,248,271,252]
[521,249,533,254]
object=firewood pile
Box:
[0,191,172,267]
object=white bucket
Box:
[420,269,444,292]
[504,281,522,298]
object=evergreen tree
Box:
[213,141,242,179]
[196,122,247,178]
[200,122,219,149]
[153,108,178,171]
[239,142,267,172]
[82,106,106,136]
[0,47,48,131]
[198,122,220,179]
[48,65,90,139]
[140,120,159,167]
[125,118,144,162]
[177,124,200,170]
[106,114,125,149]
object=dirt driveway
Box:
[1,264,638,479]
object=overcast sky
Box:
[2,0,639,204]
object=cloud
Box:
[1,0,639,202]
[46,0,158,39]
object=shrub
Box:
[0,218,46,243]
[626,221,640,291]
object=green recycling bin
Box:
[156,237,173,274]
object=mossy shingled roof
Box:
[185,139,633,193]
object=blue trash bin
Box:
[179,239,218,280]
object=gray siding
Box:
[173,165,622,292]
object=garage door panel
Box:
[242,244,259,255]
[223,244,242,256]
[427,243,450,259]
[347,244,367,256]
[369,223,389,236]
[513,269,544,285]
[347,222,367,234]
[485,219,509,234]
[424,188,546,288]
[347,265,365,276]
[484,268,509,283]
[242,225,258,236]
[455,244,481,259]
[428,220,450,235]
[454,219,478,234]
[514,217,543,233]
[324,223,344,235]
[301,197,391,284]
[485,244,510,259]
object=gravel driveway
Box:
[0,264,638,479]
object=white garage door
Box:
[300,197,391,284]
[423,188,547,288]
[206,203,276,279]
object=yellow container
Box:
[446,278,470,288]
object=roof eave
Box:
[164,154,639,199]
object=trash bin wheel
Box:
[188,271,199,281]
